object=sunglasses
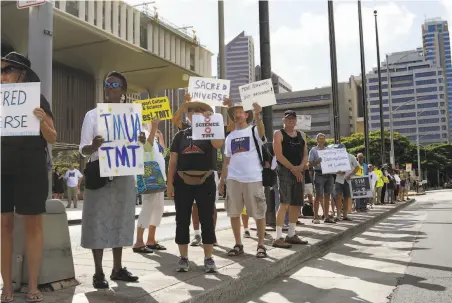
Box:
[104,81,122,88]
[1,65,23,75]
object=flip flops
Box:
[26,291,43,302]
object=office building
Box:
[273,81,358,138]
[255,66,292,93]
[366,49,449,145]
[422,18,452,140]
[218,31,255,101]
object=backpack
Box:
[136,141,167,194]
[302,203,314,217]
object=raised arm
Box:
[172,93,190,130]
[253,103,265,138]
[147,118,161,146]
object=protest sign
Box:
[405,163,412,172]
[97,103,144,177]
[317,148,351,174]
[350,175,373,199]
[192,113,225,140]
[296,115,311,130]
[239,79,276,111]
[135,96,172,123]
[0,82,41,136]
[188,77,230,107]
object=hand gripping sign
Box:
[192,113,225,140]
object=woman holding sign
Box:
[1,52,57,303]
[79,71,143,289]
[167,97,224,273]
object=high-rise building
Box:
[255,65,292,93]
[422,18,452,140]
[218,31,255,102]
[366,49,449,145]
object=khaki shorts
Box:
[225,180,267,220]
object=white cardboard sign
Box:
[17,0,46,9]
[239,79,277,111]
[97,103,144,177]
[317,148,351,174]
[296,115,311,130]
[0,82,41,136]
[188,77,230,107]
[192,113,225,140]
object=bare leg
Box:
[255,218,266,247]
[92,249,104,275]
[230,217,242,245]
[323,194,331,218]
[112,247,123,272]
[134,227,146,247]
[1,213,14,295]
[178,245,188,258]
[241,213,249,229]
[192,204,200,231]
[314,196,321,219]
[146,225,157,245]
[23,215,43,294]
[203,244,213,258]
[336,194,343,219]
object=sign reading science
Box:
[188,77,230,107]
[192,113,225,140]
[135,96,173,123]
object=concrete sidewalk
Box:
[65,200,226,225]
[35,199,415,303]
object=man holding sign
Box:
[1,52,57,303]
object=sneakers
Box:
[110,267,138,282]
[204,258,218,273]
[177,257,190,272]
[244,230,251,238]
[190,234,202,246]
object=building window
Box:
[416,79,438,86]
[415,71,438,78]
[392,89,414,96]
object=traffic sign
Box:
[17,0,46,9]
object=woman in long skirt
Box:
[79,71,144,289]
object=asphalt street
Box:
[238,189,452,303]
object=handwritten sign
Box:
[192,113,225,140]
[188,77,230,107]
[97,103,144,177]
[350,175,373,199]
[0,82,40,136]
[405,163,412,172]
[317,148,351,174]
[296,115,311,130]
[135,96,172,123]
[239,79,276,111]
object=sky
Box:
[126,0,452,91]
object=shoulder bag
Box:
[251,125,276,187]
[84,159,109,190]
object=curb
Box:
[67,208,227,226]
[183,199,416,303]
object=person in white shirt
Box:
[219,102,268,259]
[64,164,83,208]
[368,164,378,207]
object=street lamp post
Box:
[386,54,395,168]
[415,96,422,186]
[374,10,385,165]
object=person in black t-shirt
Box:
[168,97,224,273]
[1,52,57,303]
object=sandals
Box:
[312,218,320,224]
[1,292,13,303]
[26,291,43,302]
[227,244,244,256]
[342,216,353,221]
[256,245,267,258]
[324,217,336,224]
[146,243,167,251]
[132,246,154,254]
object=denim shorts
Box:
[313,172,334,196]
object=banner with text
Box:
[350,175,373,199]
[97,103,144,177]
[239,79,277,111]
[135,96,173,123]
[405,163,412,172]
[188,77,230,107]
[192,113,225,140]
[317,148,351,174]
[0,82,41,136]
[296,115,312,130]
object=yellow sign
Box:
[406,163,412,172]
[135,97,173,122]
[356,165,364,176]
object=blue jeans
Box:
[274,185,289,225]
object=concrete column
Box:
[127,7,133,43]
[147,23,153,52]
[87,0,94,25]
[104,1,111,33]
[112,1,119,36]
[58,1,66,12]
[206,53,212,77]
[175,37,181,65]
[134,10,140,46]
[96,1,103,29]
[170,35,176,63]
[165,32,171,60]
[95,75,105,103]
[159,28,165,57]
[180,41,186,67]
[203,50,209,77]
[153,25,159,54]
[185,46,191,70]
[78,0,85,20]
[120,3,126,40]
[194,46,200,74]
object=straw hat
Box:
[227,102,254,124]
[186,100,213,113]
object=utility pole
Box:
[328,1,340,144]
[258,0,273,142]
[28,1,53,199]
[387,54,395,169]
[358,0,370,162]
[374,10,386,165]
[218,0,226,122]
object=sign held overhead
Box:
[188,77,230,107]
[239,79,277,111]
[17,0,47,9]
